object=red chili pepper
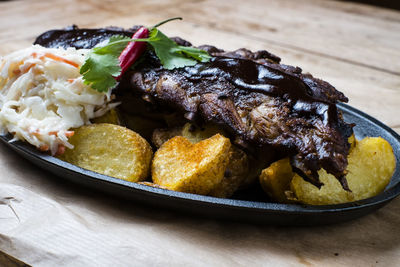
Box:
[117,26,149,80]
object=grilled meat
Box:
[34,26,353,189]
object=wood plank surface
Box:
[0,1,399,266]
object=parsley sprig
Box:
[132,28,211,70]
[80,35,130,92]
[80,19,211,93]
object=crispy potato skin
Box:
[152,134,231,195]
[291,137,396,205]
[58,123,153,182]
[259,158,294,203]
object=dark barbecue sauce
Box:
[182,57,333,124]
[183,57,315,102]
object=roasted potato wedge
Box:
[209,145,250,198]
[152,134,231,195]
[181,123,250,197]
[259,158,295,203]
[291,137,396,205]
[58,123,152,182]
[152,123,250,197]
[259,133,360,203]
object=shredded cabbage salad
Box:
[0,45,117,155]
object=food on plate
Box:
[259,134,358,203]
[58,123,152,182]
[34,24,354,190]
[259,158,295,203]
[209,145,250,198]
[126,48,353,190]
[152,134,231,194]
[291,137,395,205]
[0,45,116,154]
[152,123,251,197]
[260,137,395,205]
[0,19,396,206]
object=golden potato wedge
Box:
[58,123,152,182]
[209,145,250,198]
[152,134,231,195]
[92,109,120,125]
[259,158,295,203]
[291,137,396,205]
[181,123,251,197]
[152,123,251,197]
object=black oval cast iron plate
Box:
[1,103,399,226]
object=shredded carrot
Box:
[43,53,79,68]
[9,61,24,76]
[31,132,41,137]
[30,129,41,137]
[22,63,36,74]
[31,52,37,58]
[67,79,75,83]
[49,130,74,137]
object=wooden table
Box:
[0,0,399,266]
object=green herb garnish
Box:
[133,28,211,70]
[80,19,211,93]
[80,35,131,92]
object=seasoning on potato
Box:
[291,137,396,205]
[152,123,251,197]
[151,134,231,195]
[58,123,153,182]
